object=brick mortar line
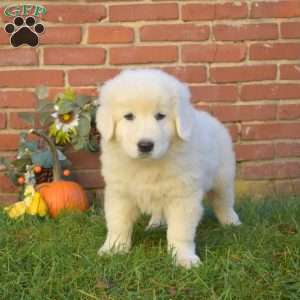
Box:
[3,39,300,47]
[240,157,300,165]
[22,80,299,85]
[1,108,35,112]
[39,47,44,66]
[1,42,300,53]
[0,17,296,27]
[1,15,299,23]
[0,22,298,34]
[81,23,88,45]
[1,61,298,70]
[2,82,300,89]
[239,120,300,125]
[101,17,300,26]
[239,140,300,145]
[236,100,300,105]
[0,129,33,133]
[0,150,17,154]
[0,29,298,45]
[0,0,272,3]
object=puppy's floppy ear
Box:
[96,105,115,142]
[174,82,194,141]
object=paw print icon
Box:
[4,16,45,47]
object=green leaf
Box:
[73,107,81,115]
[87,141,100,152]
[35,86,48,100]
[18,112,35,126]
[78,116,91,136]
[76,95,90,108]
[63,88,76,101]
[32,150,53,168]
[19,140,38,153]
[11,157,32,172]
[88,134,100,152]
[80,112,91,120]
[72,136,87,151]
[39,112,53,126]
[57,101,76,114]
[57,149,67,161]
[19,132,28,141]
[61,159,71,168]
[6,169,18,185]
[0,157,11,169]
[55,131,63,145]
[55,92,64,102]
[56,149,71,167]
[38,99,53,112]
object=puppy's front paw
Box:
[176,254,202,269]
[219,210,241,226]
[97,243,113,256]
[97,239,130,256]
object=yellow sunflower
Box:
[50,111,78,144]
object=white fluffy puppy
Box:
[96,69,241,268]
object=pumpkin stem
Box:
[29,129,61,181]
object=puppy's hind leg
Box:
[146,210,166,230]
[210,180,241,226]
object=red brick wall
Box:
[1,0,300,203]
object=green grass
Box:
[0,198,299,300]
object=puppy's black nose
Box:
[138,140,154,153]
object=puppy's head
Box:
[96,69,194,159]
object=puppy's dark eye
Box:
[155,113,166,121]
[124,113,135,121]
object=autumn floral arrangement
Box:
[1,87,99,219]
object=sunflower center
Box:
[58,112,74,124]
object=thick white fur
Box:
[96,69,241,268]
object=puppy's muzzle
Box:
[137,140,154,153]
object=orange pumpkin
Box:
[18,176,25,185]
[34,165,42,174]
[30,129,89,218]
[63,169,71,177]
[37,181,88,218]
